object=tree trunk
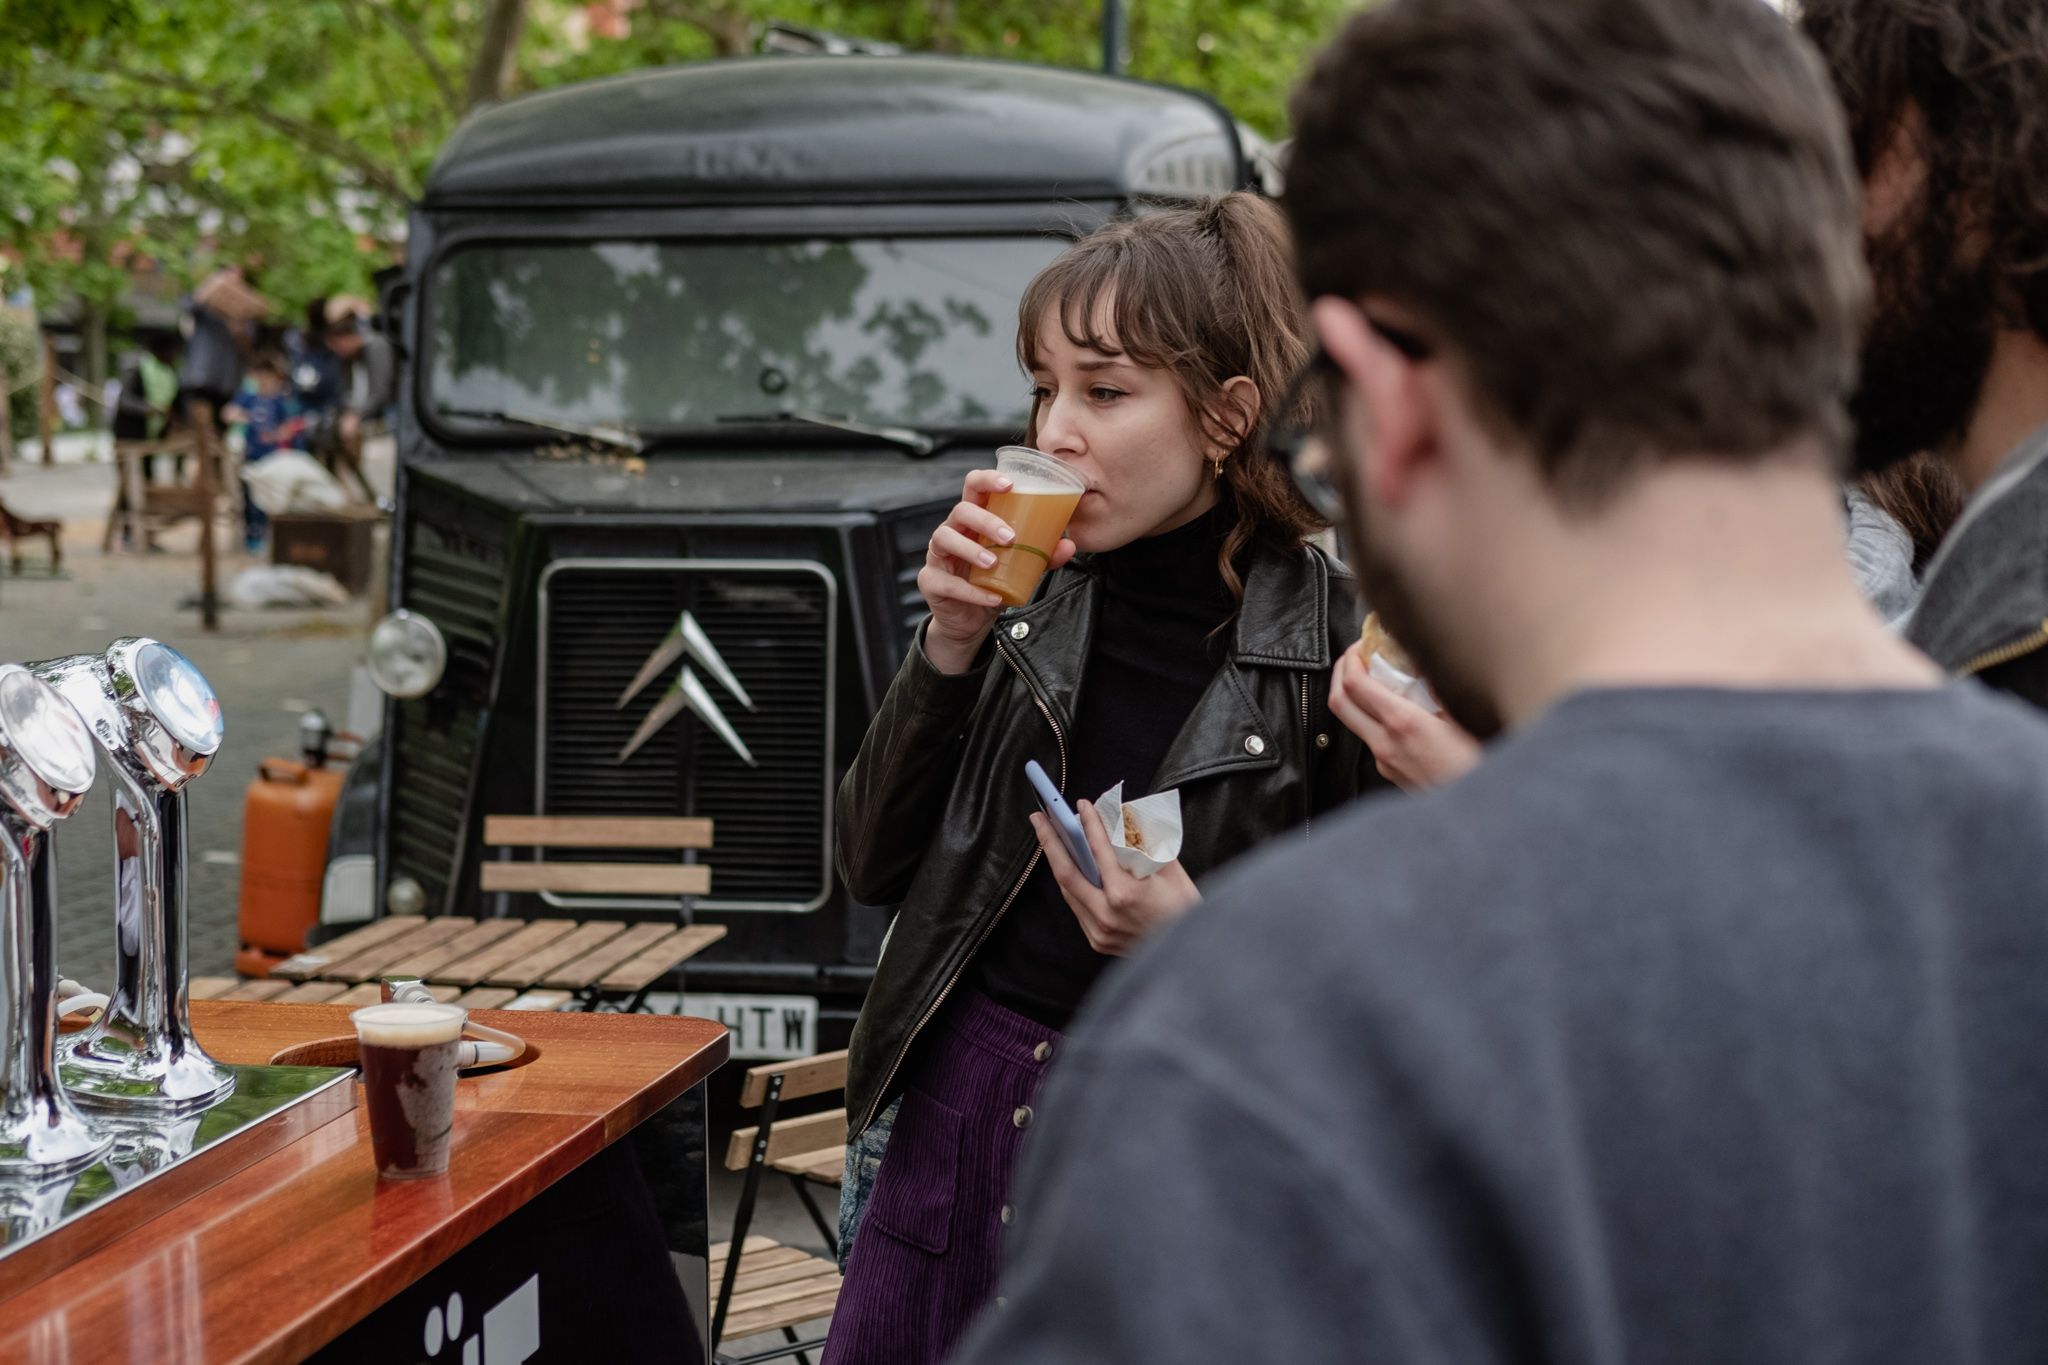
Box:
[38,333,55,466]
[82,303,108,399]
[928,0,961,53]
[465,0,530,111]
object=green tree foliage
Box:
[0,0,1350,380]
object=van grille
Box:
[538,561,835,910]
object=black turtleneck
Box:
[973,498,1239,1031]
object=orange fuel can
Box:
[235,715,351,977]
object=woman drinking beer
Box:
[823,193,1379,1364]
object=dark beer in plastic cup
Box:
[352,1002,465,1179]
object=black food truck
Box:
[330,54,1272,1057]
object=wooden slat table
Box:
[205,916,728,1014]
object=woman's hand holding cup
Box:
[920,468,1076,675]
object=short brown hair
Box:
[1284,0,1869,502]
[1799,0,2048,344]
[1018,193,1326,600]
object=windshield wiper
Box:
[718,409,938,456]
[444,407,645,454]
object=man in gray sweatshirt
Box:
[1802,0,2048,704]
[952,1,2048,1361]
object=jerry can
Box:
[235,713,352,977]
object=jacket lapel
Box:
[1153,547,1332,790]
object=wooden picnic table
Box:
[195,914,727,1013]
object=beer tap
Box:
[34,640,234,1114]
[0,665,111,1178]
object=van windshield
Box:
[425,235,1068,439]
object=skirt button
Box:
[1000,1204,1015,1225]
[1033,1041,1054,1063]
[1012,1105,1034,1129]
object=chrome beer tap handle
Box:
[32,640,234,1115]
[0,665,111,1178]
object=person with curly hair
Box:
[1801,0,2048,703]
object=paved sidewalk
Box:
[1,448,388,984]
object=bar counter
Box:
[0,1000,729,1363]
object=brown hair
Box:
[1017,193,1326,603]
[1283,0,1869,504]
[1800,0,2048,345]
[1858,451,1965,574]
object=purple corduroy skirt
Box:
[821,989,1064,1365]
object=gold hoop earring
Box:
[1212,459,1225,481]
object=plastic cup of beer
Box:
[352,1002,466,1180]
[967,446,1087,607]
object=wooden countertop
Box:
[0,1001,729,1365]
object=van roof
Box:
[422,54,1249,209]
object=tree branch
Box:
[642,0,754,56]
[464,0,529,111]
[337,0,427,165]
[84,65,416,204]
[372,0,461,119]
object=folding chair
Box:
[712,1049,848,1364]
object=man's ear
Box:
[1311,296,1438,509]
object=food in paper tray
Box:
[1360,613,1416,674]
[1358,612,1444,715]
[1096,782,1181,878]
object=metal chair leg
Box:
[785,1172,839,1258]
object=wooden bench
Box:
[713,1050,850,1363]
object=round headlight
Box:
[386,875,428,916]
[366,610,448,700]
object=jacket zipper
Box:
[858,640,1065,1134]
[1299,671,1314,837]
[1959,618,2048,678]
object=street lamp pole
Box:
[1103,0,1125,75]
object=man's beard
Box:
[1849,196,1999,475]
[1340,473,1504,740]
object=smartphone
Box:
[1024,759,1102,888]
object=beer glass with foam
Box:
[352,1002,466,1179]
[967,446,1087,607]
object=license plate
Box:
[680,993,818,1059]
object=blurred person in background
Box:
[178,266,267,434]
[955,1,2048,1361]
[223,350,304,553]
[113,336,183,540]
[1845,453,1966,626]
[1801,0,2048,703]
[318,295,387,499]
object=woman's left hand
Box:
[1030,801,1200,956]
[1330,643,1483,791]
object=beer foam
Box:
[353,1003,465,1047]
[1004,470,1085,495]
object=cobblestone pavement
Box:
[1,449,386,985]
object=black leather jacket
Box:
[837,542,1381,1136]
